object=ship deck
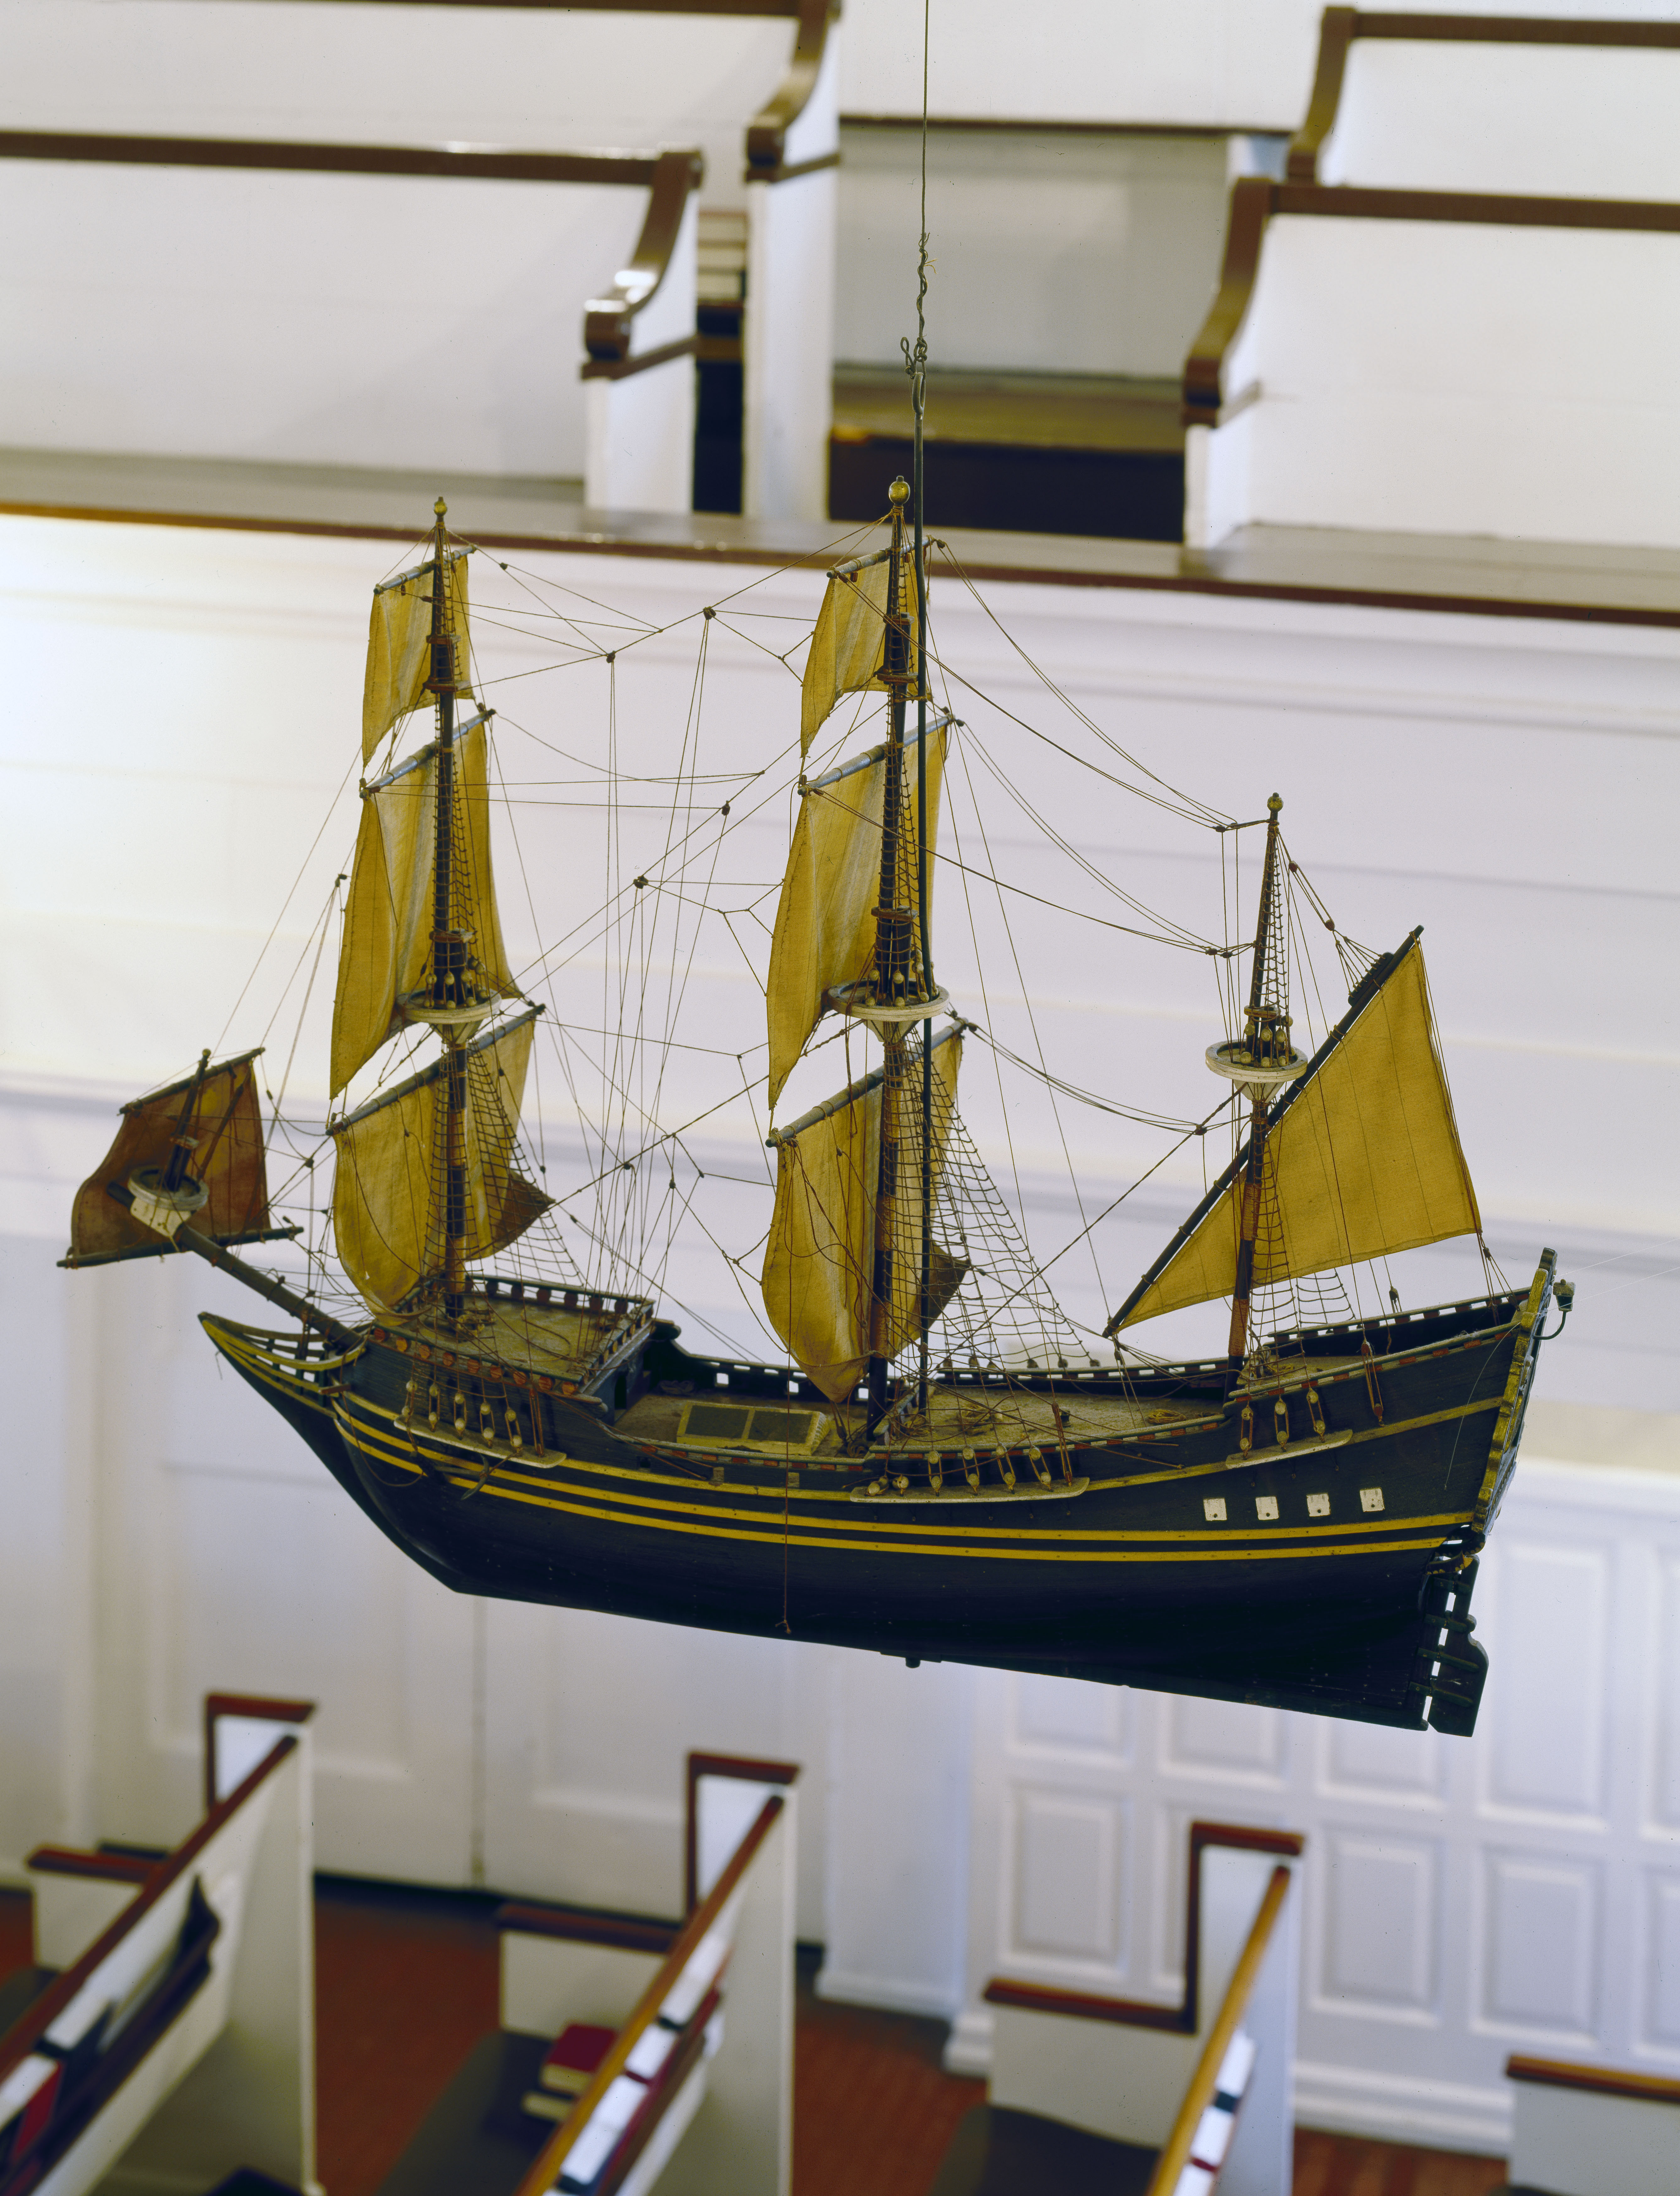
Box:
[388,1295,643,1382]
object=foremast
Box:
[425,497,472,1323]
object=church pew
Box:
[1,0,839,519]
[931,1822,1303,2196]
[374,1751,798,2196]
[1493,2053,1680,2196]
[1287,10,1680,197]
[1180,173,1680,550]
[0,1695,315,2196]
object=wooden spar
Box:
[866,480,913,1435]
[427,497,469,1324]
[1227,792,1285,1366]
[104,1181,360,1351]
[162,1047,212,1194]
[913,336,934,1420]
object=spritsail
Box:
[63,1049,291,1266]
[1108,932,1481,1332]
[763,1028,964,1401]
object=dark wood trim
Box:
[1183,175,1273,426]
[204,1692,315,1814]
[583,149,707,365]
[747,148,840,185]
[1288,11,1680,183]
[320,0,807,11]
[512,1793,786,2196]
[1184,177,1680,426]
[7,496,1678,627]
[685,1751,800,1913]
[24,1848,157,1885]
[0,1735,297,2075]
[842,113,1274,140]
[0,130,661,189]
[745,0,836,179]
[984,1820,1303,2035]
[581,334,701,383]
[495,1902,679,1955]
[1288,5,1357,183]
[983,1978,1188,2031]
[1505,2053,1680,2106]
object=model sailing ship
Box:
[61,488,1572,1737]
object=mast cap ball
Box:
[1268,792,1283,814]
[434,496,448,517]
[888,477,910,505]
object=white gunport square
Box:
[1360,1487,1385,1512]
[1307,1492,1330,1517]
[1203,1497,1227,1521]
[1255,1495,1279,1521]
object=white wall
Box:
[836,126,1230,378]
[839,0,1326,130]
[950,1425,1680,2151]
[1,511,1676,2098]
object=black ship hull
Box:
[202,1255,1556,1735]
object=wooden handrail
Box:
[508,1791,786,2196]
[0,130,704,388]
[1288,9,1680,183]
[745,0,838,182]
[0,1735,297,2076]
[1183,178,1680,426]
[583,148,707,370]
[984,1821,1303,2036]
[496,1903,680,1956]
[24,1848,157,1885]
[684,1750,800,1913]
[0,131,662,189]
[1506,2054,1680,2107]
[1142,1863,1293,2196]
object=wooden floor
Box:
[0,1882,1510,2194]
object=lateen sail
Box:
[331,715,516,1097]
[363,550,472,764]
[766,722,948,1108]
[65,1050,284,1266]
[330,1008,550,1311]
[763,1029,963,1402]
[800,554,918,757]
[1111,937,1480,1330]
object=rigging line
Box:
[954,724,1214,944]
[509,728,806,986]
[559,1075,770,1202]
[217,749,359,1052]
[637,617,716,1172]
[928,543,1233,827]
[718,911,771,1001]
[924,635,1223,832]
[708,613,810,677]
[964,1028,1208,1133]
[931,846,1245,954]
[951,729,1111,1309]
[257,874,343,1054]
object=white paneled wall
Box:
[2,512,1677,2136]
[950,1440,1680,2150]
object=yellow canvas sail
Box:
[330,1011,547,1311]
[763,1031,962,1402]
[765,724,948,1109]
[363,550,471,764]
[1113,941,1480,1330]
[800,555,917,757]
[330,717,516,1097]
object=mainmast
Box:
[866,479,916,1434]
[1207,793,1302,1368]
[425,496,471,1323]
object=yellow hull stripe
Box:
[334,1405,1469,1548]
[332,1413,1463,1566]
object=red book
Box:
[538,2022,617,2096]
